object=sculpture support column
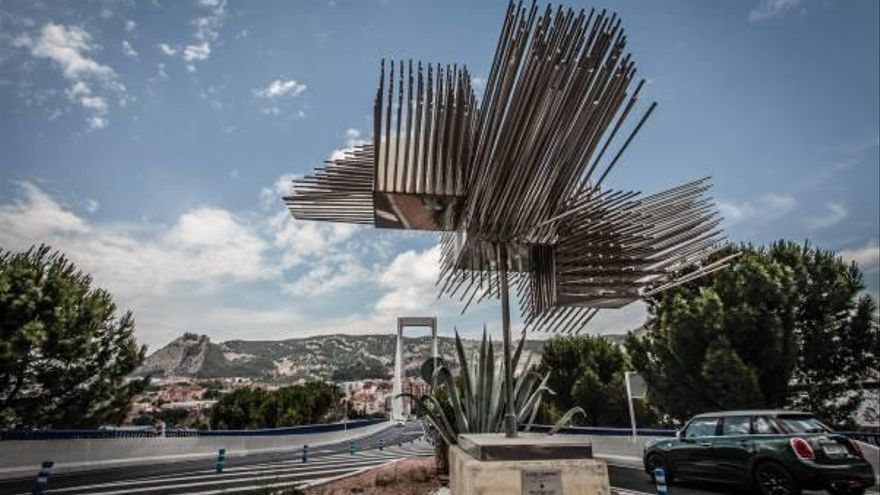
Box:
[499,244,517,437]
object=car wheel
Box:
[755,462,801,495]
[645,454,674,485]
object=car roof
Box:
[691,410,812,419]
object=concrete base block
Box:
[449,433,610,495]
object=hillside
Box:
[137,331,633,382]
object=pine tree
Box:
[627,241,879,426]
[0,245,147,428]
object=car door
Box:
[710,415,753,484]
[667,416,719,480]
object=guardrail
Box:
[0,419,385,441]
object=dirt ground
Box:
[304,457,445,495]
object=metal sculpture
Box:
[285,2,734,437]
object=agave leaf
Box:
[422,409,456,446]
[424,392,459,442]
[511,332,527,374]
[454,331,474,429]
[476,326,488,432]
[517,373,551,423]
[548,407,586,435]
[433,363,469,433]
[491,359,505,431]
[514,369,540,411]
[486,328,497,432]
[523,392,544,432]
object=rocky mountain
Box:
[137,331,633,382]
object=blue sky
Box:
[1,0,878,350]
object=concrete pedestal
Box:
[449,433,610,495]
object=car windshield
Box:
[775,415,830,433]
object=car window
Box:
[752,416,779,434]
[721,416,751,436]
[684,417,718,438]
[775,415,830,433]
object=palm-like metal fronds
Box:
[402,328,583,445]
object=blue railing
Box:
[0,419,385,441]
[524,425,676,437]
[526,425,880,447]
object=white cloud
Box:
[83,198,100,213]
[157,0,226,72]
[840,241,880,273]
[374,245,441,315]
[121,40,138,59]
[125,20,137,33]
[267,211,358,269]
[0,182,90,238]
[260,106,281,116]
[471,76,486,92]
[0,182,275,301]
[65,81,108,129]
[158,43,178,56]
[282,254,372,297]
[717,193,797,226]
[254,78,307,99]
[260,173,298,206]
[13,23,126,128]
[26,23,116,80]
[749,0,801,22]
[183,42,210,62]
[587,301,648,335]
[806,202,847,230]
[0,178,389,349]
[330,128,369,160]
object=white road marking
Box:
[9,441,434,495]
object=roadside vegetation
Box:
[628,241,879,427]
[0,245,147,429]
[209,382,343,429]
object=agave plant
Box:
[403,328,583,446]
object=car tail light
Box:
[790,437,815,460]
[848,439,864,458]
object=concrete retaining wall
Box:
[0,421,391,480]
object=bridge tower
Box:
[392,317,438,422]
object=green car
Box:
[643,410,876,495]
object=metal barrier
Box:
[524,425,676,437]
[0,419,385,441]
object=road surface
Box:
[0,425,874,495]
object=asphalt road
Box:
[0,423,431,495]
[1,426,874,495]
